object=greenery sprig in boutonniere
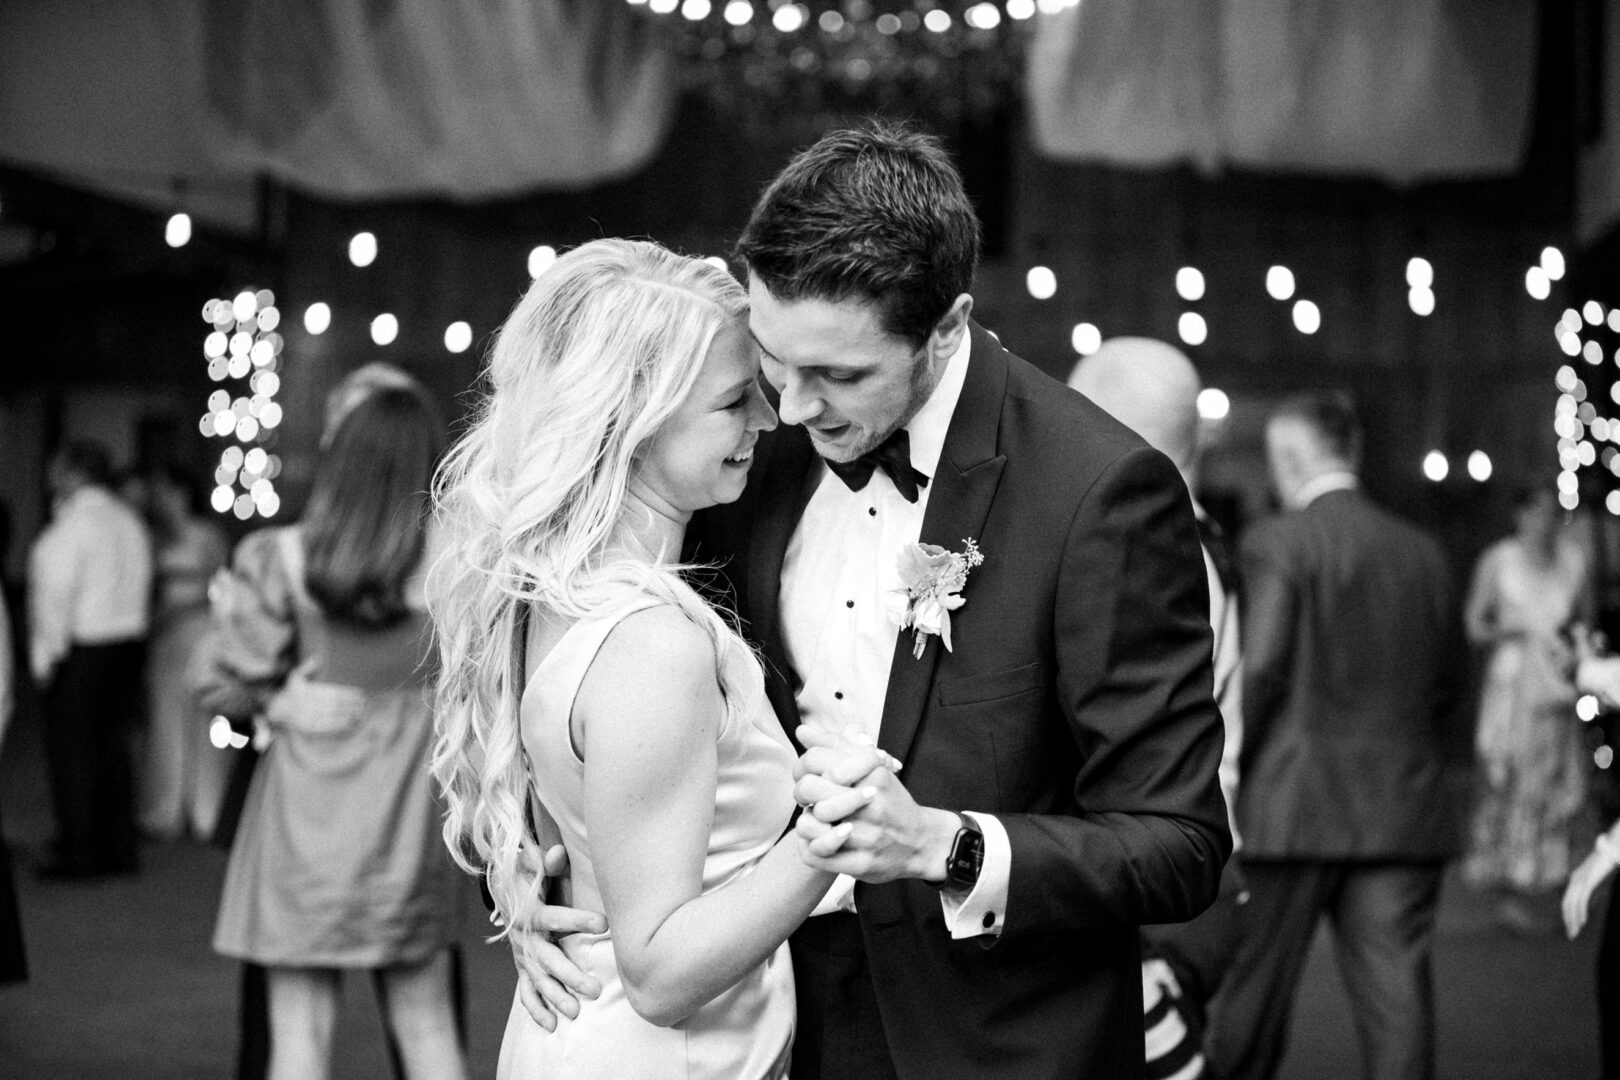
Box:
[885,538,984,659]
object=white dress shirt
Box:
[1293,470,1359,508]
[1194,500,1243,849]
[28,485,153,682]
[780,331,1011,938]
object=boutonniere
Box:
[885,538,985,659]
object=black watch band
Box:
[935,813,984,892]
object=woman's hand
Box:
[1562,838,1619,939]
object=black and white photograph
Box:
[1,2,1619,1078]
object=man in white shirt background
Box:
[28,440,152,879]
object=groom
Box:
[525,122,1231,1079]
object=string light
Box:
[165,212,192,248]
[965,3,1002,29]
[1405,257,1433,290]
[349,232,378,268]
[1070,322,1100,355]
[1467,450,1492,481]
[772,4,805,31]
[1526,266,1551,300]
[1266,265,1295,301]
[1292,299,1320,334]
[304,302,331,335]
[371,313,399,346]
[1178,312,1207,346]
[528,245,557,278]
[1196,388,1230,421]
[1542,246,1566,281]
[1175,267,1205,302]
[444,321,473,354]
[1422,451,1448,482]
[200,290,283,519]
[1025,266,1056,300]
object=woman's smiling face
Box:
[634,317,778,519]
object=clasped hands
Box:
[505,724,959,1031]
[792,722,957,885]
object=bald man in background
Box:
[1070,338,1243,1080]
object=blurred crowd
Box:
[1,345,1618,1080]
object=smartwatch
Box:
[935,813,984,892]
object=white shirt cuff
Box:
[939,811,1009,939]
[810,873,857,918]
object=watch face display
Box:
[946,825,984,890]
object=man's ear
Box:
[930,294,974,360]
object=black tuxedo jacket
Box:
[689,323,1230,1079]
[1236,488,1468,860]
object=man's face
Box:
[1264,417,1310,508]
[747,279,935,463]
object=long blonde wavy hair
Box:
[429,238,755,932]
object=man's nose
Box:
[775,376,821,428]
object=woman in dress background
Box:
[1464,485,1592,929]
[130,465,230,841]
[199,371,466,1080]
[430,239,881,1079]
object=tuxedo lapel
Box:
[746,424,819,736]
[877,323,1008,766]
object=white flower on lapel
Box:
[887,538,984,659]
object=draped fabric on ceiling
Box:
[1026,0,1539,185]
[202,0,675,200]
[0,0,676,233]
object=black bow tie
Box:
[824,428,929,503]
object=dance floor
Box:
[0,707,1604,1079]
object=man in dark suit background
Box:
[513,122,1230,1079]
[1206,392,1466,1080]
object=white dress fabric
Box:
[498,596,798,1080]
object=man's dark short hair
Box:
[734,120,981,349]
[1272,390,1363,466]
[54,439,114,487]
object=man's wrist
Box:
[913,807,962,884]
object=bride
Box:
[429,239,884,1078]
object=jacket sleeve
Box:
[1237,520,1296,776]
[193,529,299,720]
[999,446,1231,937]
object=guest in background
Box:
[1206,392,1466,1080]
[129,465,230,841]
[198,374,465,1080]
[0,586,26,983]
[1069,337,1244,1080]
[28,439,153,879]
[1567,633,1620,1080]
[1463,485,1590,931]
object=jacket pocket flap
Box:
[937,662,1043,706]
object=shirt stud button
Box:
[845,600,854,608]
[982,912,996,929]
[834,691,844,700]
[868,507,877,517]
